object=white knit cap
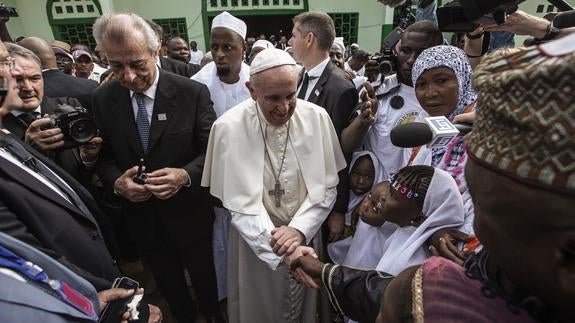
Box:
[252,39,274,50]
[332,37,345,53]
[211,11,247,39]
[250,48,296,75]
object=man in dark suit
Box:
[0,41,119,291]
[92,13,220,323]
[2,43,100,190]
[289,12,358,241]
[18,37,99,113]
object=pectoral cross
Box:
[268,182,285,207]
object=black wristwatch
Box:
[538,17,561,41]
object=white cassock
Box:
[192,61,251,300]
[202,98,346,323]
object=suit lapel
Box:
[148,71,177,152]
[307,62,332,103]
[0,155,89,220]
[111,88,144,156]
[2,114,26,139]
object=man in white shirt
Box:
[189,40,204,65]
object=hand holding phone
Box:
[98,277,139,323]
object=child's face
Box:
[380,183,422,227]
[350,157,376,196]
[359,182,390,227]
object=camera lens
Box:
[379,61,394,76]
[68,118,97,143]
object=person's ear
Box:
[246,81,257,101]
[305,32,314,49]
[557,237,575,295]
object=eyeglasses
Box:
[0,56,15,72]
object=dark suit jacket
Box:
[93,69,216,248]
[0,231,100,322]
[2,97,92,186]
[160,57,201,78]
[42,69,98,113]
[305,61,358,137]
[303,61,358,213]
[0,135,120,291]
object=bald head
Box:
[18,37,57,69]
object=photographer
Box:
[2,43,101,188]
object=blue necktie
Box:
[135,93,150,153]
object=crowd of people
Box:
[0,1,573,323]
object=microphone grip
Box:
[454,123,473,136]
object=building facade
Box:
[3,0,573,54]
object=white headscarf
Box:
[327,151,383,264]
[375,167,464,275]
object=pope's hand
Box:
[270,225,304,257]
[287,246,322,289]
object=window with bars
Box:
[153,18,189,42]
[57,22,97,49]
[328,13,359,46]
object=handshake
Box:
[283,245,326,289]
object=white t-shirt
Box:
[189,49,204,65]
[364,75,425,180]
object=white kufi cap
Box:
[332,37,345,54]
[250,48,296,75]
[252,39,274,50]
[211,11,247,39]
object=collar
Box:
[305,57,330,78]
[11,106,41,118]
[155,56,162,68]
[41,68,59,73]
[129,64,160,100]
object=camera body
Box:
[370,27,402,77]
[437,0,525,32]
[42,104,97,150]
[0,5,18,17]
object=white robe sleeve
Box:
[289,187,337,244]
[230,208,283,270]
[230,187,337,271]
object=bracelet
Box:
[466,52,484,58]
[466,31,484,40]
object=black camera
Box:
[369,27,402,77]
[43,104,97,150]
[437,0,525,32]
[0,5,18,17]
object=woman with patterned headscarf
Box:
[409,45,478,253]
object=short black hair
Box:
[393,165,434,207]
[404,20,443,46]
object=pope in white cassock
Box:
[201,48,346,323]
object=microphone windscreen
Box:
[390,122,433,148]
[377,0,407,7]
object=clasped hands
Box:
[270,226,325,289]
[114,166,189,202]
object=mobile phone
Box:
[132,158,147,185]
[99,277,139,323]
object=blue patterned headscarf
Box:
[411,45,476,121]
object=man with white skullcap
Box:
[247,39,274,64]
[192,11,251,303]
[202,48,346,323]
